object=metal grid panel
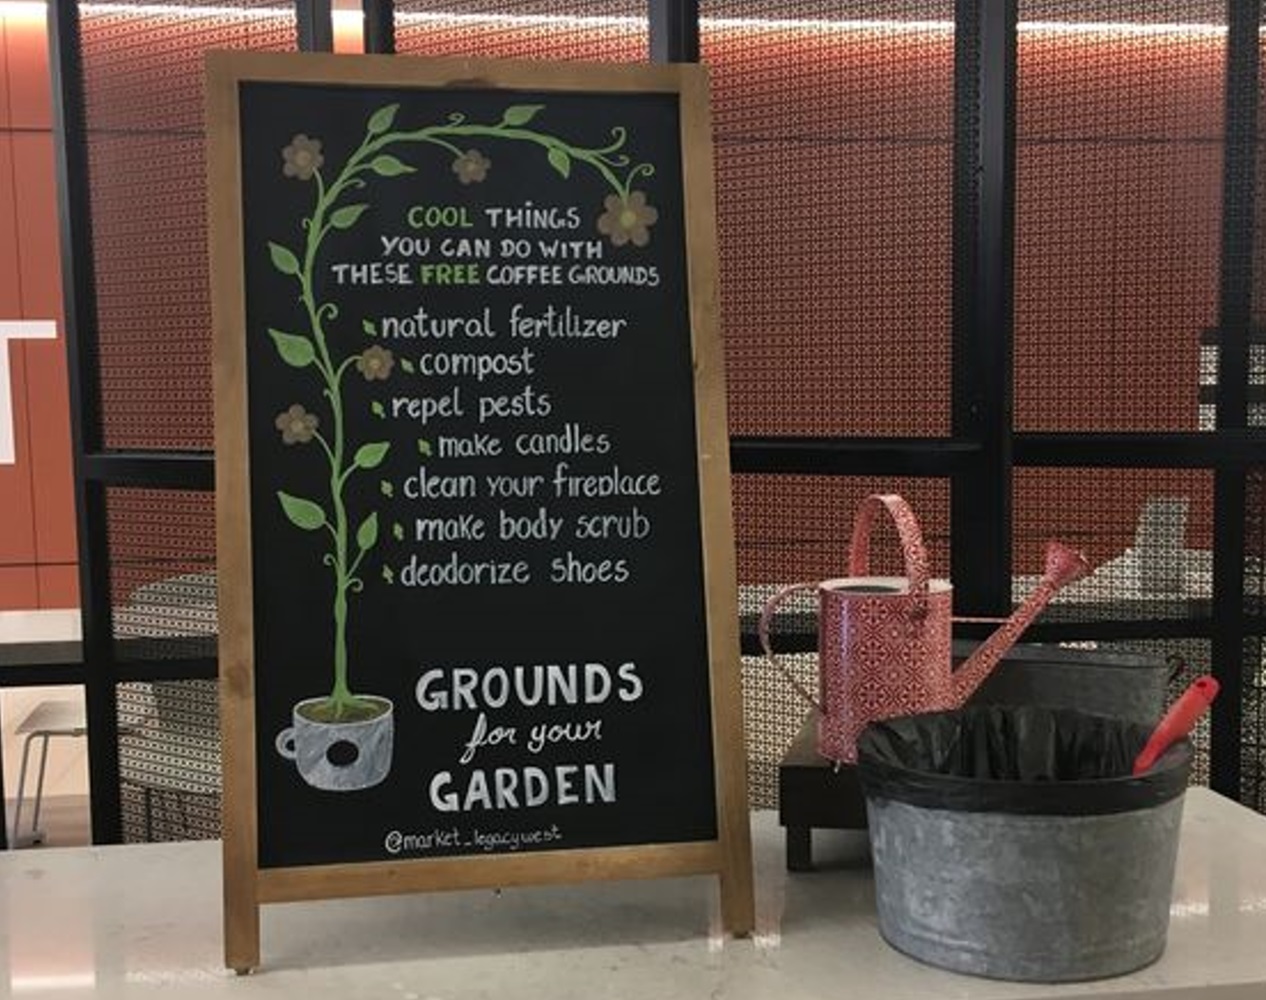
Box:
[106,488,217,660]
[1248,343,1266,429]
[1020,2,1224,23]
[1243,636,1266,812]
[1243,14,1266,813]
[742,652,813,809]
[1013,468,1213,621]
[1014,3,1223,432]
[88,134,212,450]
[395,0,642,13]
[1243,469,1266,811]
[118,680,221,843]
[81,1,294,132]
[1256,32,1266,336]
[702,2,954,436]
[1250,469,1266,618]
[1252,17,1266,426]
[736,474,949,807]
[394,1,648,61]
[81,2,296,451]
[734,473,950,585]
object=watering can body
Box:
[760,494,1090,764]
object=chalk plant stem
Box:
[366,123,650,200]
[331,115,652,206]
[297,184,360,712]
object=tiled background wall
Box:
[0,8,74,612]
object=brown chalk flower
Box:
[275,404,318,444]
[451,149,491,184]
[596,190,658,247]
[356,345,395,381]
[282,134,324,180]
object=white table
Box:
[1,788,1264,999]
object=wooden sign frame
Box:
[209,50,752,972]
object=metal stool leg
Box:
[9,701,89,848]
[29,734,52,840]
[11,732,38,844]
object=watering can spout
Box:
[951,540,1092,707]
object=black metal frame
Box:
[27,0,1266,847]
[649,0,698,63]
[951,0,1015,615]
[1210,0,1262,799]
[50,0,118,846]
[297,0,334,53]
[364,0,395,55]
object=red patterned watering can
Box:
[758,493,1091,764]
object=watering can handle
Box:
[848,494,931,604]
[757,583,824,712]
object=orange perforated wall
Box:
[0,8,1238,607]
[0,9,362,612]
[0,8,74,611]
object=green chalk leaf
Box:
[400,357,415,373]
[267,328,315,368]
[362,318,377,337]
[417,438,432,457]
[500,104,544,127]
[366,103,399,136]
[329,203,370,230]
[268,242,301,276]
[354,441,390,470]
[371,401,386,418]
[369,155,415,177]
[356,511,379,551]
[277,491,325,531]
[547,147,571,179]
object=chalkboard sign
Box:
[209,53,751,970]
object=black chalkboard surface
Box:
[211,52,751,971]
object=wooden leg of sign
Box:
[224,874,260,974]
[717,778,755,936]
[224,876,260,973]
[708,645,755,935]
[718,864,755,937]
[711,653,755,936]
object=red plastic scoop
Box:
[1132,675,1220,776]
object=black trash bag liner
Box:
[857,705,1192,816]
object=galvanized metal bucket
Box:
[858,706,1192,983]
[959,640,1172,726]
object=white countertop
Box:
[3,787,1265,999]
